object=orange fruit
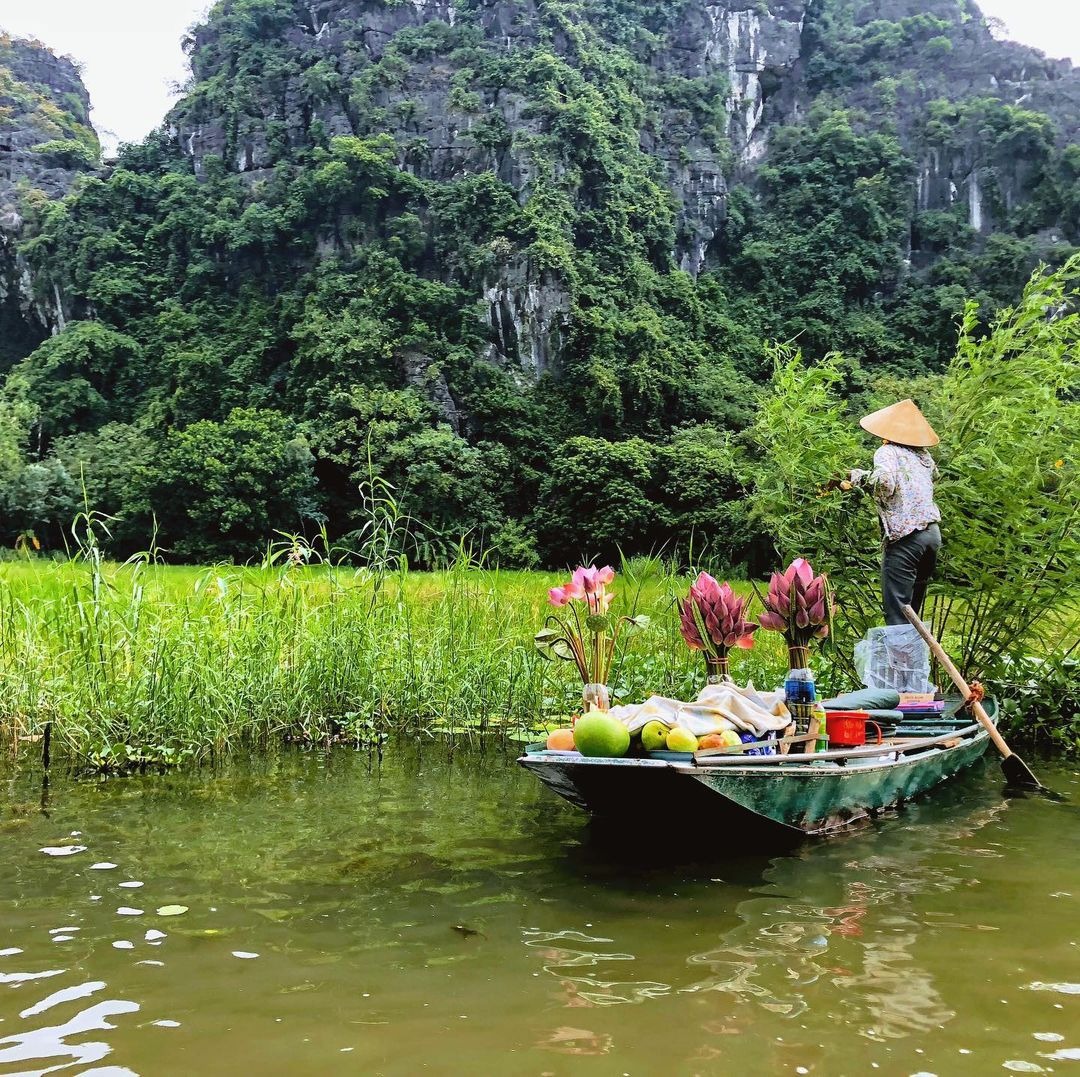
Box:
[546,728,576,751]
[697,734,725,750]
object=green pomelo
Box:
[719,729,742,747]
[640,720,668,752]
[665,727,699,753]
[574,713,631,758]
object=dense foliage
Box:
[2,0,1079,568]
[751,258,1080,685]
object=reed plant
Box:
[0,508,794,771]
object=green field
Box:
[0,557,799,770]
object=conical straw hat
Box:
[859,399,939,447]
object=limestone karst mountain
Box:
[0,0,1078,562]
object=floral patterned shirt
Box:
[851,444,941,544]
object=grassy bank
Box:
[4,550,1073,771]
[0,554,798,770]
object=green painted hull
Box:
[689,731,990,834]
[519,708,995,839]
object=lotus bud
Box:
[679,599,704,650]
[758,611,786,632]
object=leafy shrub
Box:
[30,138,98,170]
[750,257,1080,683]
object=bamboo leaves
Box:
[750,257,1080,680]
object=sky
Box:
[0,0,1078,155]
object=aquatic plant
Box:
[533,565,649,707]
[1,538,798,770]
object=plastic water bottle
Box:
[784,668,817,705]
[784,668,816,754]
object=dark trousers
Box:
[882,524,941,625]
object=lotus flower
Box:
[573,565,615,593]
[757,557,833,659]
[678,596,705,651]
[679,572,758,661]
[570,565,615,612]
[536,565,648,693]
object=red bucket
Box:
[825,710,883,748]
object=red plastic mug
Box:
[825,711,883,748]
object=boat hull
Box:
[519,721,993,838]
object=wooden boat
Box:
[518,699,998,840]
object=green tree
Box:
[145,408,319,562]
[538,436,660,562]
[13,322,142,445]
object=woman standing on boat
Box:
[841,399,942,625]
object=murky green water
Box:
[2,748,1079,1076]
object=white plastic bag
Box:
[854,624,934,693]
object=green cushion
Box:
[823,688,901,711]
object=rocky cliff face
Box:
[161,0,1080,373]
[4,1,1080,562]
[5,0,1080,384]
[169,0,814,365]
[0,34,99,363]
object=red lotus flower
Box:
[758,557,833,651]
[679,572,757,659]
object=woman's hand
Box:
[818,477,853,496]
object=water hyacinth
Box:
[679,572,757,681]
[757,557,833,668]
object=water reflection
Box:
[527,783,1015,1049]
[0,975,138,1076]
[1,749,1077,1075]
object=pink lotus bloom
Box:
[783,557,814,588]
[681,572,757,657]
[758,610,787,632]
[568,565,616,614]
[572,565,615,594]
[678,598,705,650]
[548,587,570,607]
[758,557,832,649]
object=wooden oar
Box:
[901,604,1042,790]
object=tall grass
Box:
[0,519,794,771]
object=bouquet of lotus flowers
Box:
[678,572,758,682]
[757,557,833,670]
[534,565,648,711]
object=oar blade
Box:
[1001,752,1042,790]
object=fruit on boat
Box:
[665,727,698,753]
[641,720,668,752]
[546,728,576,751]
[699,729,750,751]
[573,713,631,758]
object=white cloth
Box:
[608,683,792,737]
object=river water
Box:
[1,748,1078,1076]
